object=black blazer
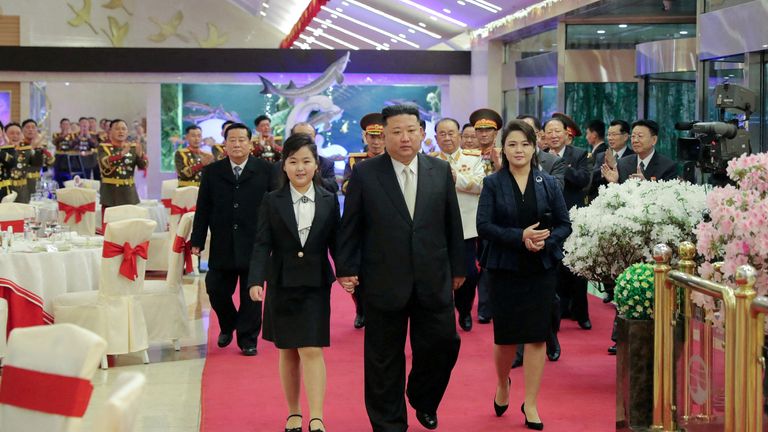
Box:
[617,152,678,183]
[590,146,635,199]
[336,153,465,311]
[247,183,339,289]
[191,156,272,270]
[559,145,593,209]
[476,169,572,272]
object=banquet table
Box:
[0,242,101,331]
[29,198,169,233]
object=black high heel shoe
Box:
[309,417,326,432]
[284,414,302,432]
[493,377,511,417]
[521,403,544,430]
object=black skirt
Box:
[262,283,331,349]
[488,268,557,345]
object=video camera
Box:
[675,83,755,182]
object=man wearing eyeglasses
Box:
[590,119,635,201]
[430,117,485,332]
[601,119,677,184]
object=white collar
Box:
[290,182,315,203]
[555,146,566,158]
[229,158,247,171]
[391,155,418,175]
[638,149,655,168]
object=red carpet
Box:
[201,287,615,431]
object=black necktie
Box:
[639,161,646,174]
[233,166,242,179]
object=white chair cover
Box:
[1,191,17,203]
[92,372,146,432]
[53,218,157,356]
[0,203,35,233]
[0,324,107,432]
[160,179,178,210]
[0,298,7,360]
[103,205,150,224]
[167,186,198,239]
[56,188,97,236]
[140,213,192,343]
[63,179,100,191]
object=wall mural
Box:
[159,56,441,172]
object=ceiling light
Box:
[618,24,627,28]
[443,8,451,13]
[396,0,467,27]
[408,29,415,33]
[342,1,349,4]
[429,16,437,20]
[331,14,338,18]
[314,18,389,49]
[418,22,426,27]
[398,33,406,38]
[335,7,343,12]
[262,3,269,7]
[383,43,390,47]
[307,26,360,50]
[391,38,398,43]
[457,1,466,5]
[300,33,334,50]
[321,24,328,29]
[596,30,606,34]
[260,10,267,16]
[679,30,688,35]
[463,0,501,13]
[320,5,420,48]
[344,0,442,38]
[763,44,768,48]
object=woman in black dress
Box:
[248,133,339,432]
[476,120,571,430]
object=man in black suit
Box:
[585,119,608,203]
[544,114,594,332]
[191,122,272,356]
[601,119,678,184]
[337,105,465,431]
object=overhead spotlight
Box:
[383,43,390,47]
[336,7,343,12]
[596,30,606,34]
[399,33,406,38]
[408,29,416,33]
[763,44,768,48]
[443,8,451,13]
[321,24,328,28]
[260,10,267,16]
[429,16,437,20]
[65,82,70,86]
[618,24,627,28]
[331,14,338,18]
[457,0,466,4]
[418,22,426,27]
[263,3,269,7]
[342,1,349,4]
[391,38,398,43]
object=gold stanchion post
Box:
[652,244,675,431]
[677,242,695,422]
[733,265,758,432]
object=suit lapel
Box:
[376,154,413,225]
[498,170,518,226]
[220,159,237,184]
[305,187,330,247]
[237,156,257,184]
[532,170,548,219]
[275,186,301,244]
[644,152,660,179]
[413,154,432,223]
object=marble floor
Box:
[81,277,211,432]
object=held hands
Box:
[522,222,549,253]
[452,276,465,291]
[600,163,619,183]
[337,276,359,294]
[249,285,264,302]
[191,246,201,256]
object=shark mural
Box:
[259,52,351,103]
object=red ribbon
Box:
[58,201,96,223]
[102,240,149,281]
[172,235,194,274]
[0,219,24,233]
[0,365,93,417]
[161,198,172,209]
[170,204,196,216]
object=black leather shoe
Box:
[546,334,561,362]
[521,403,544,430]
[494,377,511,416]
[415,411,438,430]
[284,414,302,432]
[217,332,233,348]
[608,344,617,355]
[459,314,472,331]
[477,315,491,324]
[354,314,365,329]
[578,319,592,330]
[241,346,257,356]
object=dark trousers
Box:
[364,295,461,432]
[205,268,262,348]
[557,265,589,322]
[454,238,479,317]
[353,283,365,317]
[477,239,492,319]
[83,166,100,181]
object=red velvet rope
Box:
[0,365,93,417]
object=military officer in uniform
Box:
[52,118,79,187]
[98,119,148,210]
[342,113,386,195]
[430,117,485,332]
[4,123,43,203]
[72,117,100,180]
[469,108,503,176]
[175,125,214,187]
[0,123,18,201]
[212,121,233,161]
[251,114,282,163]
[21,119,54,196]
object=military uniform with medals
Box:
[251,135,282,163]
[342,113,385,195]
[53,132,81,186]
[8,145,44,203]
[98,142,148,207]
[0,144,16,201]
[211,143,227,161]
[469,109,503,177]
[175,147,213,187]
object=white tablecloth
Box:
[29,199,169,233]
[0,246,101,329]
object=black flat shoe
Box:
[353,314,365,329]
[459,314,473,332]
[415,411,437,430]
[241,346,257,356]
[477,315,491,324]
[494,377,511,417]
[578,319,592,330]
[217,332,233,348]
[309,417,325,432]
[608,344,617,355]
[284,414,302,432]
[521,403,544,430]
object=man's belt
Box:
[102,177,135,186]
[27,172,41,180]
[177,179,200,187]
[56,151,81,156]
[0,179,9,188]
[10,179,27,187]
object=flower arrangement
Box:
[694,152,768,325]
[564,179,708,284]
[615,263,655,320]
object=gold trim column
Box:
[652,243,676,431]
[733,265,758,432]
[677,242,696,422]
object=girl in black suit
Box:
[248,133,339,432]
[476,120,572,430]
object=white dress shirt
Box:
[290,183,315,246]
[390,156,419,196]
[637,149,655,172]
[230,159,247,178]
[615,146,628,159]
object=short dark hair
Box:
[280,133,320,188]
[88,117,97,121]
[185,125,202,134]
[609,120,630,135]
[290,122,317,136]
[78,117,88,123]
[434,118,460,133]
[4,122,21,132]
[224,122,252,140]
[254,115,271,127]
[516,114,541,131]
[631,119,659,136]
[500,120,538,171]
[109,119,127,129]
[381,104,420,126]
[100,118,109,123]
[21,119,37,128]
[221,120,234,130]
[0,121,3,130]
[461,123,474,132]
[60,118,70,124]
[586,119,606,139]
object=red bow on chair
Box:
[170,204,196,216]
[0,365,94,417]
[172,235,194,274]
[161,198,172,209]
[0,219,24,233]
[102,240,150,281]
[58,202,96,223]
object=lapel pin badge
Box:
[535,176,543,183]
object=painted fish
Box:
[259,52,351,101]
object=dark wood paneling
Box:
[0,82,21,122]
[0,47,471,75]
